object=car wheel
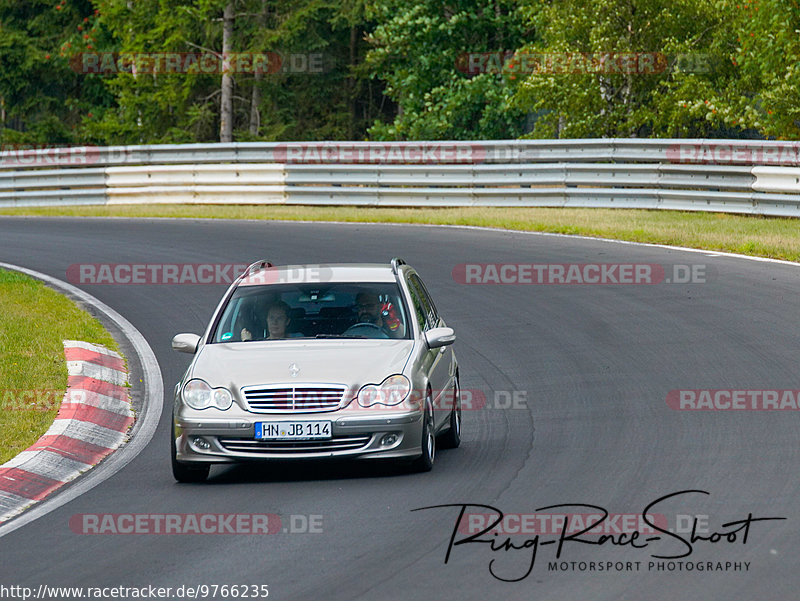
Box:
[410,394,435,472]
[171,418,210,483]
[438,375,461,449]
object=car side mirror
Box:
[425,327,456,349]
[172,333,201,354]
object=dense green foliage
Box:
[0,0,798,144]
[364,0,531,139]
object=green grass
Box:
[2,204,799,262]
[0,269,119,465]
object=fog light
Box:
[191,436,211,451]
[381,433,399,446]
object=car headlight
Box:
[357,375,411,407]
[182,379,233,410]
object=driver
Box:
[354,291,402,338]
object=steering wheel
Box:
[343,322,389,338]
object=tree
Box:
[364,0,532,140]
[0,0,110,146]
[219,0,233,142]
[5,0,798,145]
[83,0,392,143]
[510,0,742,138]
[82,0,226,143]
[715,0,800,139]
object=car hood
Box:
[191,339,416,392]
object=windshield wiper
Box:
[314,334,366,339]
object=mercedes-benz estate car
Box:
[170,258,460,482]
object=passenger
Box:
[265,300,292,340]
[239,295,269,341]
[242,300,292,341]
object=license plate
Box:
[255,421,332,440]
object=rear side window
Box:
[408,274,439,329]
[406,281,428,332]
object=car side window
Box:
[406,280,428,332]
[409,274,438,329]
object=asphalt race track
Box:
[1,216,798,601]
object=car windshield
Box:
[211,282,411,342]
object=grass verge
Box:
[0,268,118,465]
[1,204,799,262]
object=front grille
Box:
[242,384,346,413]
[218,435,371,455]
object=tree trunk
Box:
[348,25,358,139]
[249,71,262,136]
[249,0,267,137]
[219,1,234,143]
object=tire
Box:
[438,375,461,449]
[410,394,435,472]
[171,419,210,483]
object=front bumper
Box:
[174,408,425,463]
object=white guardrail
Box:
[1,140,799,215]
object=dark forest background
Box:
[0,0,797,146]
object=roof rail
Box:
[390,257,406,274]
[245,259,274,275]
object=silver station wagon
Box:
[170,259,460,482]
